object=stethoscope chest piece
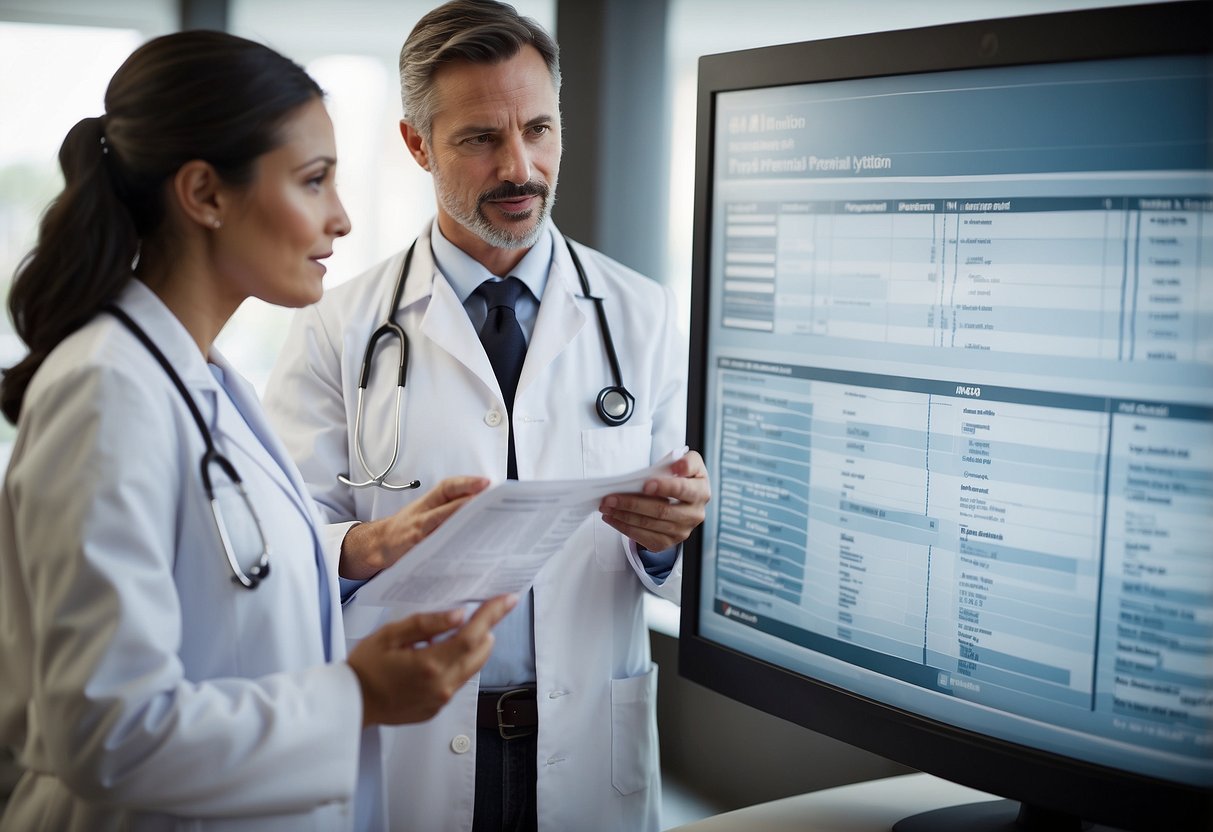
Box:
[597,385,634,426]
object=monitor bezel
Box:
[679,2,1213,829]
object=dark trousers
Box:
[472,727,538,832]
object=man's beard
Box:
[433,167,556,250]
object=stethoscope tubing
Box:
[340,233,636,490]
[102,304,271,589]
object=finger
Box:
[601,495,704,550]
[377,607,466,647]
[601,491,703,524]
[414,495,476,536]
[412,475,490,511]
[599,514,679,553]
[601,504,685,539]
[669,450,708,478]
[435,629,497,688]
[464,593,519,634]
[384,493,480,566]
[428,594,517,657]
[641,474,711,504]
[426,594,517,677]
[599,469,710,511]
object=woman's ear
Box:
[172,160,226,230]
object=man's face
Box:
[404,45,561,261]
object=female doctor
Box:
[0,31,514,832]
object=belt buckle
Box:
[496,687,533,740]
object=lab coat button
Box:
[484,410,503,427]
[451,734,472,754]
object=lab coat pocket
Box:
[583,423,653,572]
[610,663,659,796]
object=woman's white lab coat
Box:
[262,222,686,832]
[0,282,383,832]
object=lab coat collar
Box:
[397,219,592,312]
[111,280,320,547]
[404,224,493,388]
[112,279,219,391]
[204,353,319,524]
[407,220,590,403]
[518,226,589,397]
[548,227,613,300]
[430,220,552,305]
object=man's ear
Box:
[172,159,227,230]
[400,120,431,171]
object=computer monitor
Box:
[678,2,1213,830]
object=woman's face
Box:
[215,98,350,308]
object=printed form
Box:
[343,448,686,634]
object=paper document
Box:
[349,448,686,616]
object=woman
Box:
[0,31,513,831]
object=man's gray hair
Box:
[399,0,561,140]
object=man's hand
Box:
[597,450,711,553]
[339,475,490,580]
[349,593,517,727]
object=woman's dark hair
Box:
[1,30,323,423]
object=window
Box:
[0,20,154,465]
[226,0,556,391]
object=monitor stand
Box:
[894,799,1125,832]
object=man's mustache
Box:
[480,182,548,202]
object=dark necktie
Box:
[475,277,528,479]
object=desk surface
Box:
[667,772,997,831]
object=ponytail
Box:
[1,116,139,423]
[1,31,322,425]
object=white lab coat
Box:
[0,281,384,832]
[262,221,686,832]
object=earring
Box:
[212,218,222,229]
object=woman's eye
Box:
[305,169,331,190]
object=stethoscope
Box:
[104,305,271,590]
[338,236,634,492]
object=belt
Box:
[478,687,538,740]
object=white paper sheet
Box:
[346,448,687,619]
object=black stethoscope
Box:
[104,305,271,589]
[337,236,634,492]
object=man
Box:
[263,1,710,830]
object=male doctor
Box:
[262,1,710,830]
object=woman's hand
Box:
[349,593,517,727]
[339,475,490,580]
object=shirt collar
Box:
[429,220,553,303]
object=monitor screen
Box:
[679,3,1213,829]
